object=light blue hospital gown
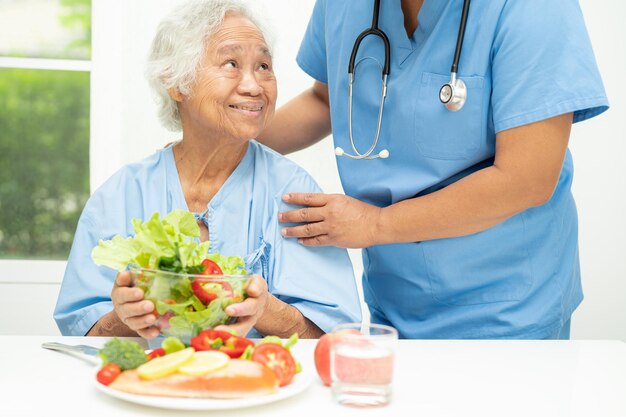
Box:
[54,140,362,337]
[297,0,608,338]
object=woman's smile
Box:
[228,101,265,117]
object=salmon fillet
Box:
[109,359,279,399]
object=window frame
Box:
[0,260,67,284]
[0,57,91,71]
[0,52,92,285]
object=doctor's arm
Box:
[279,113,572,247]
[257,81,331,154]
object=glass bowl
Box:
[130,267,252,343]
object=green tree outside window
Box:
[0,0,91,259]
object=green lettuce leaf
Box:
[92,210,248,275]
[91,235,142,271]
[205,252,246,274]
[91,210,209,272]
[164,210,199,238]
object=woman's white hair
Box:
[146,0,273,131]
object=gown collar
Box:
[164,141,255,226]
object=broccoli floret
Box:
[99,338,148,370]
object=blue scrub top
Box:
[297,0,608,338]
[54,141,361,337]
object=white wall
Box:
[568,0,626,339]
[2,0,623,339]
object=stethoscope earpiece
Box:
[335,146,390,160]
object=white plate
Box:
[94,366,314,410]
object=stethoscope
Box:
[335,0,472,160]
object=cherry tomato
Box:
[251,343,296,387]
[96,363,122,386]
[191,279,233,304]
[146,348,166,361]
[200,259,223,275]
[190,329,254,358]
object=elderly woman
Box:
[54,0,361,339]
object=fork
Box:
[41,342,102,365]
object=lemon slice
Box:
[137,347,194,380]
[178,351,230,376]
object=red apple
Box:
[314,330,362,386]
[314,333,333,385]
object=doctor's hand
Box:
[279,193,382,248]
[215,275,269,337]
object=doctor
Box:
[259,0,609,339]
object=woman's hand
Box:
[215,275,269,336]
[278,193,382,248]
[110,271,160,339]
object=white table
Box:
[0,336,624,417]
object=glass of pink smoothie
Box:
[330,323,398,407]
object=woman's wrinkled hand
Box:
[278,193,382,248]
[215,275,269,336]
[110,271,160,339]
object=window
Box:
[0,0,91,262]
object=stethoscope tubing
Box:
[348,0,390,76]
[338,0,471,161]
[341,0,391,160]
[451,0,471,74]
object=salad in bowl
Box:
[91,209,251,342]
[131,267,251,342]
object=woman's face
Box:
[178,13,277,142]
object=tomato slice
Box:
[251,343,296,387]
[191,279,233,304]
[190,330,254,358]
[146,348,166,361]
[200,259,223,275]
[96,363,122,386]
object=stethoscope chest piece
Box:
[439,75,467,112]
